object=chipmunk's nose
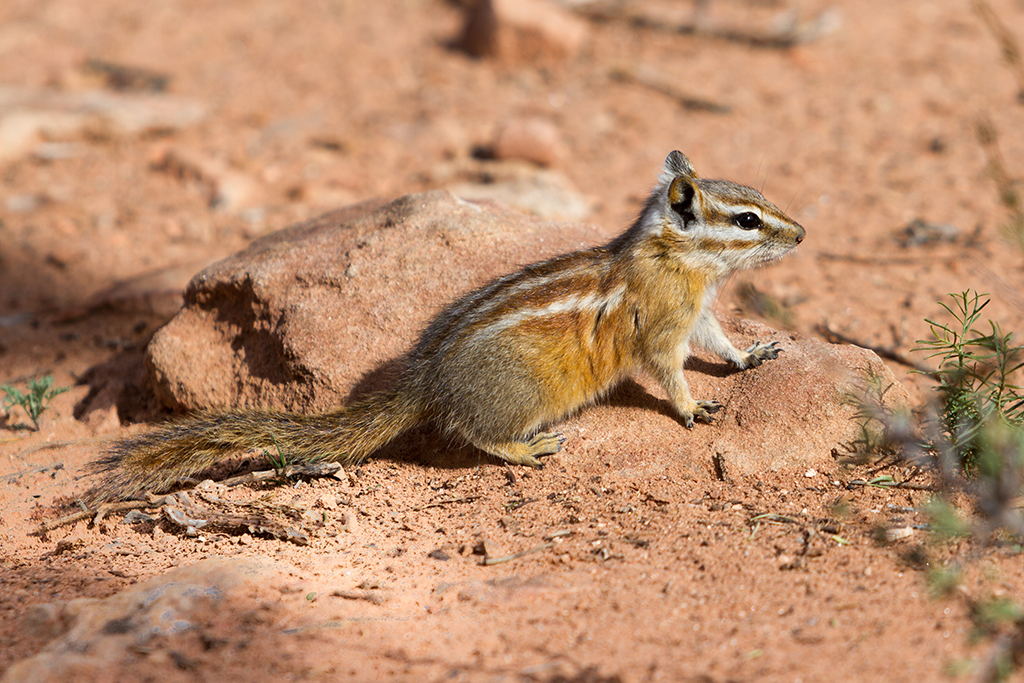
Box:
[794,225,806,244]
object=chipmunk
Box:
[91,151,805,500]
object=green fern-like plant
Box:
[1,375,71,431]
[914,291,1024,470]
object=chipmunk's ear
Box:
[668,175,697,227]
[663,150,697,179]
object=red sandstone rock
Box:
[457,0,588,64]
[146,191,603,412]
[493,117,567,167]
[1,558,284,683]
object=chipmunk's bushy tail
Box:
[91,389,422,502]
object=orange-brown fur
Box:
[90,151,805,501]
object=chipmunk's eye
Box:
[733,212,762,230]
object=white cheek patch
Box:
[718,225,764,242]
[675,251,726,271]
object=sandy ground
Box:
[2,0,1024,680]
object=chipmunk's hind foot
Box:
[473,432,566,468]
[741,341,782,368]
[680,400,722,429]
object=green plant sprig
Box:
[914,291,1024,469]
[1,375,71,431]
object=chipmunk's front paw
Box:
[740,340,782,368]
[681,400,722,428]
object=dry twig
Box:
[2,462,64,483]
[610,64,730,113]
[846,478,935,492]
[218,461,346,488]
[37,499,153,533]
[37,486,310,544]
[580,2,841,49]
[410,495,481,512]
[482,542,553,566]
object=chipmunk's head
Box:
[640,151,805,271]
